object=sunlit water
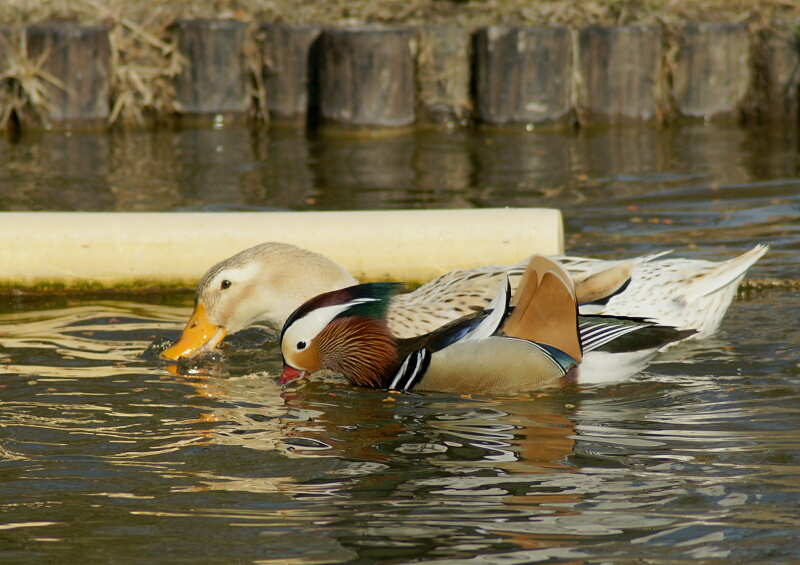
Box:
[0,122,799,563]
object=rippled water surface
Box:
[0,123,798,563]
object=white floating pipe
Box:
[0,209,563,290]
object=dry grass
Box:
[4,0,800,31]
[0,29,66,128]
[88,0,189,125]
[1,0,800,128]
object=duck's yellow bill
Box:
[160,303,228,361]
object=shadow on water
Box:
[0,122,799,563]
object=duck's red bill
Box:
[278,365,307,386]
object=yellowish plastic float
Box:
[0,209,564,291]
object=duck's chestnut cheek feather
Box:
[279,365,307,385]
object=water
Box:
[0,122,798,563]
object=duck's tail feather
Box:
[684,244,769,302]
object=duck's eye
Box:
[296,341,307,351]
[220,279,232,290]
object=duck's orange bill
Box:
[278,365,307,386]
[160,303,228,361]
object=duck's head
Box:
[279,283,403,387]
[160,242,358,361]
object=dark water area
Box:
[0,122,798,563]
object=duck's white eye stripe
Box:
[342,297,379,309]
[282,298,379,352]
[305,297,378,331]
[214,263,261,287]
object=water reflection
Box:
[244,131,317,209]
[1,122,799,227]
[197,373,577,474]
[0,131,113,210]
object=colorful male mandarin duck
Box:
[160,242,768,368]
[278,256,693,394]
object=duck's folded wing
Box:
[579,315,696,353]
[572,260,634,305]
[405,275,511,354]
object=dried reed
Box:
[0,29,66,128]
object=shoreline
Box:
[1,2,799,131]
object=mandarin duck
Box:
[160,242,767,369]
[278,256,694,393]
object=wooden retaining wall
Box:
[2,20,800,130]
[172,19,250,120]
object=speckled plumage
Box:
[388,245,768,339]
[161,242,768,364]
[578,246,768,336]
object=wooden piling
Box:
[315,26,416,130]
[416,25,473,127]
[753,22,800,122]
[576,26,662,124]
[3,18,800,131]
[172,19,249,121]
[0,26,18,134]
[671,23,751,120]
[474,27,572,128]
[25,22,110,126]
[260,24,322,126]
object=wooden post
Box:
[671,23,751,120]
[753,22,800,122]
[172,19,249,120]
[316,26,416,130]
[576,26,662,124]
[474,26,572,128]
[25,22,110,126]
[0,27,12,73]
[260,24,322,126]
[416,25,473,127]
[0,26,18,134]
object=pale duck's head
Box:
[160,242,358,360]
